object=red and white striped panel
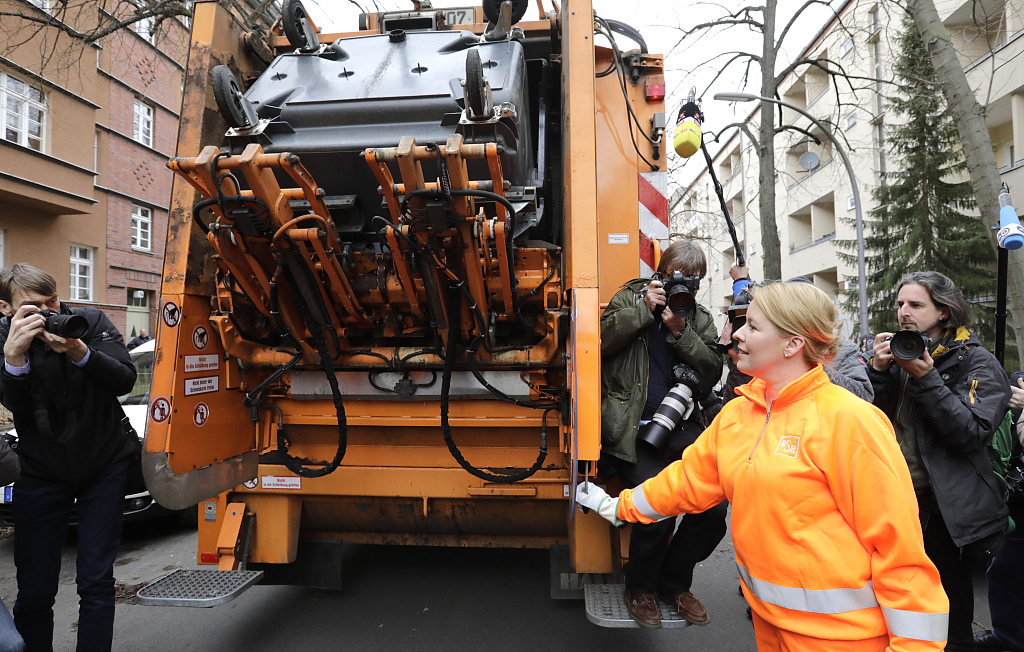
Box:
[638,171,669,277]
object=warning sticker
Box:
[184,354,219,373]
[185,376,219,396]
[243,478,258,490]
[150,397,171,423]
[161,301,180,328]
[192,325,210,351]
[261,476,301,490]
[193,403,210,427]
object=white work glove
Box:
[575,482,622,526]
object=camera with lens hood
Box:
[655,271,702,320]
[28,309,89,340]
[886,329,931,361]
[639,363,711,452]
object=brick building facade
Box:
[0,0,187,338]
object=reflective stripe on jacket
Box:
[616,365,949,649]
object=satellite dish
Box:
[799,151,820,170]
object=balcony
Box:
[0,140,96,215]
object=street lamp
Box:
[714,92,869,336]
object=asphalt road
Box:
[0,516,994,652]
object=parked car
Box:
[0,339,186,525]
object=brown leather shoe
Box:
[660,590,709,626]
[624,589,661,628]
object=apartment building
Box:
[677,0,1024,338]
[0,0,187,338]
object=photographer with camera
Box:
[599,241,726,628]
[867,271,1009,652]
[0,264,137,652]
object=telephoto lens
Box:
[39,310,89,339]
[889,329,929,361]
[639,384,695,452]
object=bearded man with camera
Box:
[866,270,1009,652]
[599,240,726,629]
[0,263,137,652]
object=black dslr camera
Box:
[886,329,931,361]
[655,271,702,320]
[28,309,88,339]
[639,363,711,452]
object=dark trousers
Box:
[619,437,728,595]
[921,508,1003,652]
[12,458,129,652]
[987,535,1024,650]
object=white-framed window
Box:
[70,244,94,302]
[873,39,884,115]
[847,195,856,210]
[0,230,5,267]
[869,6,880,34]
[841,37,854,57]
[875,122,887,180]
[1,73,46,152]
[134,16,157,44]
[844,113,857,130]
[131,204,152,251]
[27,0,49,10]
[133,99,153,147]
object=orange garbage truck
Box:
[137,0,676,626]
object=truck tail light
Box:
[645,75,666,102]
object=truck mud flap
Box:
[136,569,263,608]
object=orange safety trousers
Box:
[752,611,890,652]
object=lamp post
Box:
[714,92,869,336]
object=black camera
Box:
[656,271,701,320]
[639,363,707,452]
[887,329,931,361]
[29,309,88,339]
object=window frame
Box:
[134,15,157,44]
[840,37,854,57]
[131,204,152,251]
[1,72,46,152]
[69,244,94,302]
[133,99,154,147]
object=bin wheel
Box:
[282,0,317,50]
[482,0,528,25]
[211,65,251,129]
[465,50,487,118]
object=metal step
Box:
[136,569,264,607]
[584,584,691,628]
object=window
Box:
[847,195,856,210]
[131,204,152,250]
[133,99,153,147]
[27,0,49,10]
[1,73,45,151]
[875,122,887,182]
[869,7,880,34]
[134,16,156,44]
[844,113,857,130]
[0,230,5,267]
[70,244,94,302]
[127,289,149,308]
[841,37,854,57]
[873,39,884,115]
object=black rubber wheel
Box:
[282,0,315,50]
[211,65,251,129]
[482,0,529,26]
[465,50,486,118]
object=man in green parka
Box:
[600,240,726,629]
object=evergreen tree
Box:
[838,13,994,338]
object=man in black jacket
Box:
[867,271,1009,652]
[0,264,136,652]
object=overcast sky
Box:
[303,0,836,190]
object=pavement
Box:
[0,514,995,652]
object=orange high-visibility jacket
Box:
[617,365,949,650]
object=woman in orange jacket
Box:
[577,281,949,651]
